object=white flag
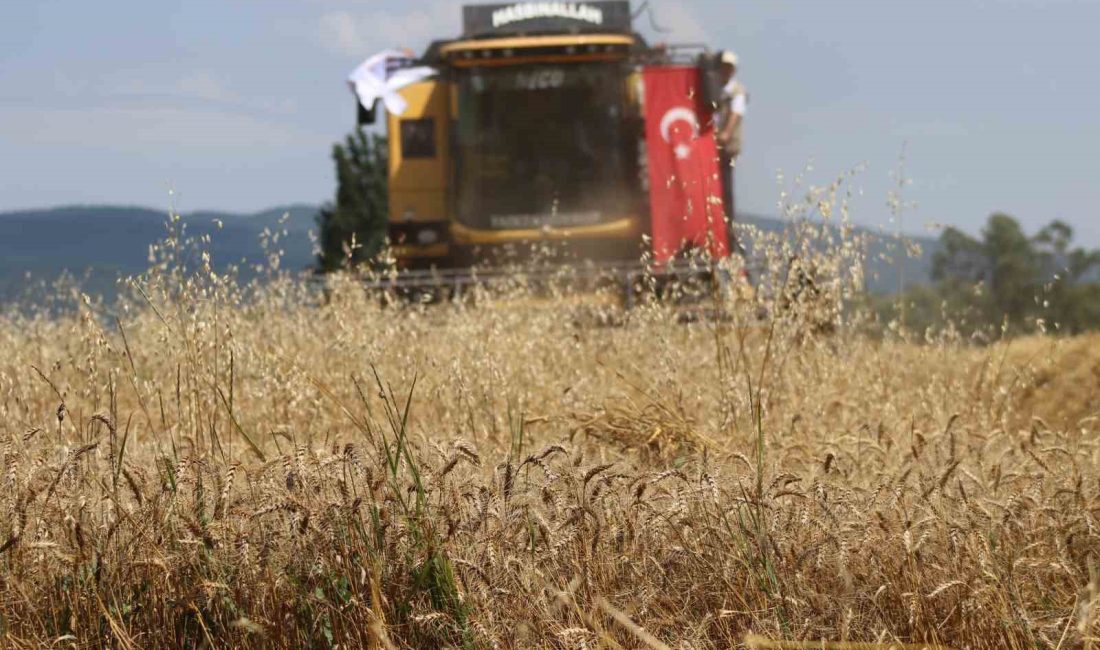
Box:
[347,50,436,116]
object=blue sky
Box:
[1,0,1097,245]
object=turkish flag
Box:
[643,66,730,263]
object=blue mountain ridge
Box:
[0,205,936,305]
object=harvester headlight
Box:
[417,229,439,245]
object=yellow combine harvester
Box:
[355,1,745,299]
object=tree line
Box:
[882,214,1100,336]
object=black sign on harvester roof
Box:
[463,1,633,37]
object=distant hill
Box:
[0,205,318,305]
[738,215,940,294]
[0,205,937,305]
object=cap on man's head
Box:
[720,51,739,67]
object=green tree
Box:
[982,213,1041,324]
[1032,220,1100,333]
[932,213,1038,327]
[1034,220,1100,284]
[932,226,987,285]
[316,130,389,271]
[930,225,992,323]
[927,213,1100,334]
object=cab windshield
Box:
[454,61,637,230]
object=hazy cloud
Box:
[316,1,713,56]
[639,2,713,44]
[317,2,464,57]
[1,104,314,155]
[318,11,362,55]
[98,71,297,116]
[106,71,238,104]
[173,72,240,104]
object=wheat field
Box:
[1,217,1099,649]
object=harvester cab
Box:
[352,1,741,298]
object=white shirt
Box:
[722,78,747,117]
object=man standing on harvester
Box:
[715,50,747,222]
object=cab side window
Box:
[401,118,436,158]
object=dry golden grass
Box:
[1,213,1098,649]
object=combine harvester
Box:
[349,0,751,306]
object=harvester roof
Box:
[462,1,634,38]
[421,1,652,66]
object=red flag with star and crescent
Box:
[643,66,730,263]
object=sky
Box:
[1,0,1097,245]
